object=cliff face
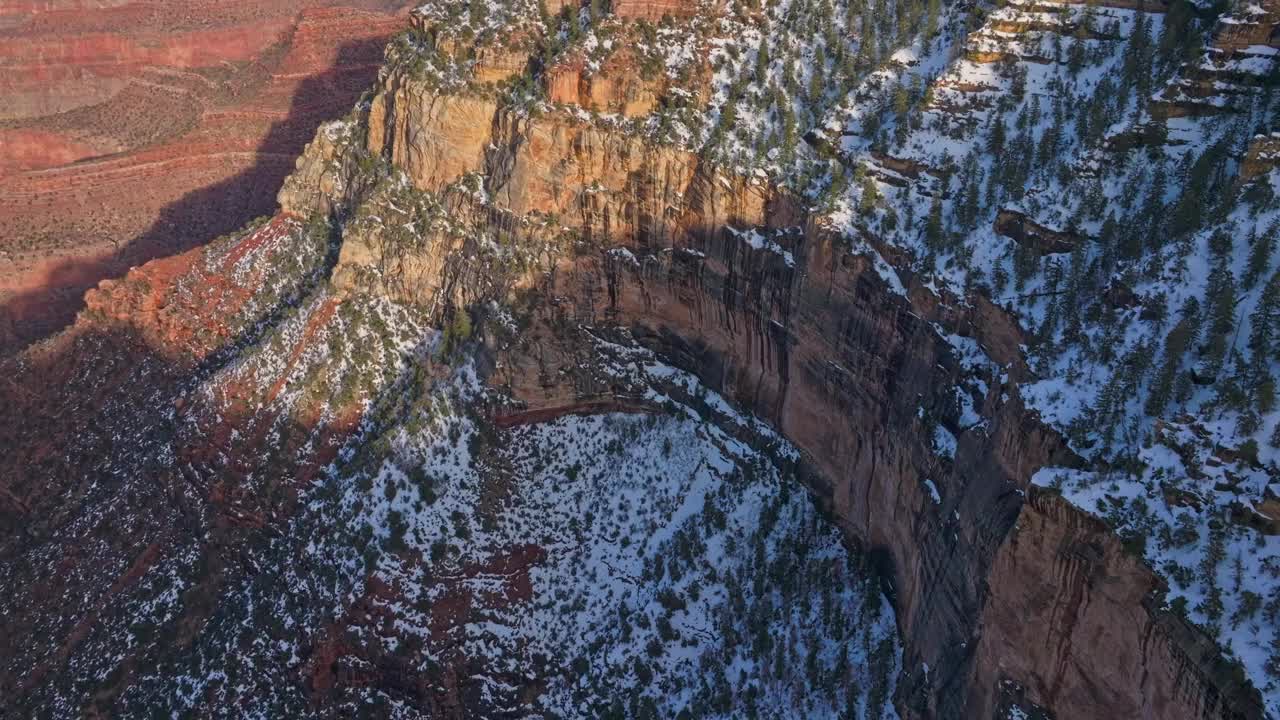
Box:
[274,58,1266,718]
[973,489,1263,720]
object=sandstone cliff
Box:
[267,42,1269,716]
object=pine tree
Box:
[925,0,941,36]
[1244,223,1277,289]
[1012,242,1038,291]
[858,174,880,215]
[956,153,981,231]
[566,3,581,42]
[1124,10,1152,89]
[1171,142,1229,238]
[986,114,1006,155]
[1140,166,1168,253]
[924,194,945,250]
[822,163,850,211]
[810,46,827,101]
[1248,270,1280,395]
[1147,297,1201,416]
[1158,0,1196,63]
[1203,262,1238,379]
[755,40,770,84]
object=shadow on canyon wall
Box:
[0,35,390,356]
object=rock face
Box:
[993,209,1083,254]
[1151,0,1280,119]
[1242,133,1280,184]
[612,0,701,20]
[973,488,1263,720]
[277,62,1264,719]
[367,88,500,192]
[545,52,665,116]
[0,1,414,356]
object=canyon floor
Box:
[0,0,415,355]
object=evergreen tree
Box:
[1147,298,1201,416]
[755,40,771,84]
[956,154,982,231]
[1203,262,1238,379]
[1208,227,1234,260]
[565,3,581,42]
[810,46,827,101]
[924,194,945,251]
[986,114,1006,155]
[858,174,880,215]
[1012,242,1038,291]
[1140,166,1168,252]
[1171,142,1229,238]
[1248,270,1280,395]
[1245,223,1277,289]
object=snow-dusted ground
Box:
[338,353,903,718]
[87,0,1278,713]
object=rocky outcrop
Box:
[973,488,1262,720]
[540,0,702,21]
[367,87,499,191]
[545,52,664,117]
[1151,0,1280,119]
[1241,132,1280,185]
[408,12,537,84]
[994,209,1083,254]
[612,0,701,21]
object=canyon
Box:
[1,0,1277,718]
[0,0,415,355]
[271,42,1265,717]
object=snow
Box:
[922,479,942,505]
[727,225,798,267]
[317,350,905,718]
[932,426,957,459]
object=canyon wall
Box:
[279,67,1267,719]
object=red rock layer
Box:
[612,0,699,21]
[0,1,414,356]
